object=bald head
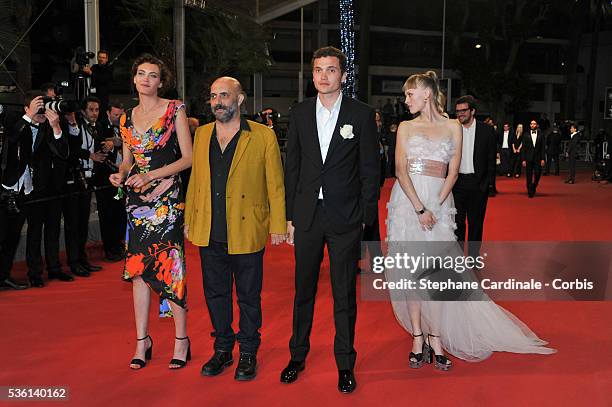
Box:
[210,76,245,123]
[213,76,243,94]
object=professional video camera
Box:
[75,46,96,69]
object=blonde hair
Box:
[403,70,446,116]
[516,124,523,137]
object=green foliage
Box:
[116,0,271,77]
[116,1,271,110]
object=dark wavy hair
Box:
[131,53,173,92]
[312,46,347,74]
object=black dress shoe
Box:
[71,266,91,277]
[234,353,257,381]
[0,277,28,290]
[80,261,102,272]
[201,351,233,376]
[280,360,305,384]
[48,271,75,282]
[338,369,357,394]
[29,275,44,288]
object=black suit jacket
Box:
[546,130,562,155]
[285,96,380,231]
[464,121,497,192]
[497,128,515,150]
[64,118,107,185]
[0,113,69,196]
[92,116,120,186]
[568,131,581,157]
[522,129,545,163]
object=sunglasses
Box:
[455,108,472,114]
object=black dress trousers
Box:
[199,241,264,354]
[453,174,488,258]
[290,203,362,370]
[25,194,63,277]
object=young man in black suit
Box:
[565,123,581,184]
[282,46,380,393]
[522,120,546,197]
[1,92,70,288]
[453,95,496,259]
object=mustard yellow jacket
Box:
[185,120,286,254]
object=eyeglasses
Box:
[455,108,471,114]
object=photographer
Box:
[1,92,70,288]
[62,96,105,277]
[82,50,113,112]
[93,100,126,262]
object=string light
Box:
[339,0,356,98]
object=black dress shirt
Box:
[209,119,249,242]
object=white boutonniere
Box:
[340,124,355,139]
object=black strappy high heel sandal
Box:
[169,336,191,369]
[426,333,452,371]
[409,333,425,369]
[130,335,153,370]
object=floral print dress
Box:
[120,100,187,317]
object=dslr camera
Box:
[37,82,79,114]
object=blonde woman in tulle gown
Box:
[385,71,555,370]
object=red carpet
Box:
[1,170,611,407]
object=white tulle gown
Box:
[385,133,555,361]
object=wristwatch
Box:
[415,206,427,215]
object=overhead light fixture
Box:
[475,43,482,49]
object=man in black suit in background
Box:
[1,92,71,288]
[545,125,562,176]
[94,101,126,261]
[565,123,581,184]
[498,122,514,177]
[62,96,105,277]
[453,95,496,259]
[522,120,546,197]
[281,46,379,393]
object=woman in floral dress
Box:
[110,54,192,370]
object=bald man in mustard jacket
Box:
[185,77,286,381]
